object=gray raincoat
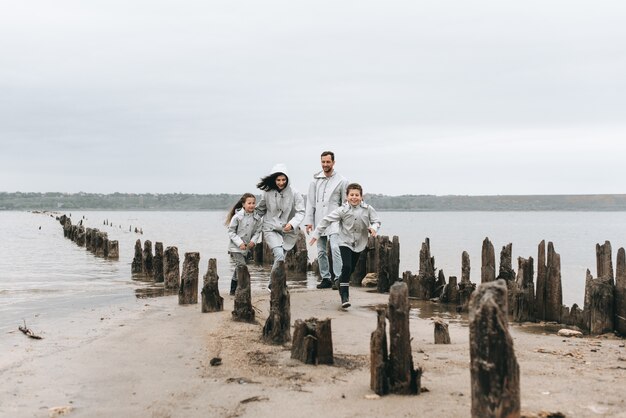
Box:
[304,170,348,236]
[256,186,305,251]
[311,201,381,252]
[227,208,263,254]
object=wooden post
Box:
[142,240,154,278]
[416,238,436,299]
[263,261,291,344]
[545,242,563,322]
[291,318,333,365]
[458,252,476,312]
[512,256,535,322]
[285,231,308,273]
[76,226,85,247]
[469,279,520,418]
[434,269,446,299]
[596,241,614,280]
[153,242,164,283]
[107,240,119,259]
[481,237,496,283]
[497,243,515,282]
[163,246,180,290]
[178,252,199,305]
[95,231,107,257]
[370,306,389,395]
[377,235,393,293]
[131,239,143,274]
[433,318,451,344]
[445,276,459,306]
[388,282,421,395]
[232,265,255,322]
[616,248,626,336]
[201,258,223,313]
[584,269,614,334]
[536,240,547,321]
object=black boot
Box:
[316,278,332,289]
[339,284,350,309]
[230,279,237,296]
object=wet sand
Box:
[1,286,625,418]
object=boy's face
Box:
[347,189,362,206]
[243,197,256,213]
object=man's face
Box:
[321,155,335,174]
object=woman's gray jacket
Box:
[227,208,263,254]
[304,170,348,236]
[255,186,305,251]
[311,201,381,252]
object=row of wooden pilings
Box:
[57,214,119,259]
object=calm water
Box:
[1,210,626,333]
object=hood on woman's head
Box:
[270,163,289,177]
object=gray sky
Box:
[1,0,625,196]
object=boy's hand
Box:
[368,227,377,237]
[309,238,317,246]
[239,243,247,250]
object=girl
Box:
[309,183,380,308]
[255,163,305,281]
[226,193,263,295]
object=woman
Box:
[255,163,305,279]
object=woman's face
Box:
[275,174,287,190]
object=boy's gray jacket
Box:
[312,202,381,252]
[227,209,263,254]
[304,170,348,236]
[255,186,305,251]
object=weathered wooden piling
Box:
[511,256,535,322]
[387,282,421,395]
[545,242,563,322]
[441,276,459,305]
[433,318,450,344]
[163,246,180,290]
[616,248,626,336]
[535,240,547,320]
[142,240,154,278]
[95,231,107,257]
[434,270,446,299]
[232,265,255,322]
[153,242,164,283]
[584,269,614,334]
[85,228,93,251]
[201,258,223,313]
[262,261,291,344]
[469,280,520,418]
[497,243,515,282]
[370,306,389,395]
[596,241,614,281]
[406,238,436,299]
[76,226,85,247]
[481,237,496,283]
[107,240,119,259]
[178,252,199,305]
[291,318,333,365]
[131,239,143,274]
[458,251,476,312]
[262,231,308,273]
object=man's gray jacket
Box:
[304,170,348,236]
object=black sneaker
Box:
[316,279,332,289]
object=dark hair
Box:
[256,172,289,192]
[225,193,256,225]
[346,183,363,196]
[321,151,335,161]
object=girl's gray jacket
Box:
[304,170,348,236]
[227,208,263,254]
[255,186,305,251]
[311,201,381,252]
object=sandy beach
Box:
[1,285,625,418]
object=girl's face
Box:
[243,197,256,213]
[275,175,287,190]
[347,189,362,206]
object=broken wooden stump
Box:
[584,269,614,334]
[263,261,291,344]
[131,239,143,274]
[153,242,164,283]
[458,251,476,312]
[497,243,515,282]
[512,256,535,322]
[616,247,626,336]
[142,240,154,278]
[232,265,255,322]
[201,258,223,313]
[469,279,520,418]
[433,318,450,344]
[537,241,563,322]
[178,252,199,305]
[596,241,614,281]
[291,317,333,365]
[107,240,119,259]
[370,306,389,395]
[388,281,421,395]
[481,237,496,283]
[163,246,180,290]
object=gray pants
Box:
[231,252,247,281]
[316,233,342,281]
[271,246,285,272]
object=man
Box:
[304,151,349,289]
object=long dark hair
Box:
[225,193,256,226]
[256,172,289,192]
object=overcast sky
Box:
[1,1,625,196]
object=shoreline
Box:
[1,287,625,417]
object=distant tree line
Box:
[2,192,626,211]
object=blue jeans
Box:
[317,234,342,281]
[271,246,285,272]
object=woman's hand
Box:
[283,223,293,232]
[368,227,377,237]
